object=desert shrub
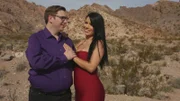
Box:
[0,95,4,99]
[171,44,180,52]
[152,37,159,42]
[108,55,169,98]
[137,44,163,63]
[100,39,172,98]
[108,58,119,67]
[0,34,30,51]
[8,88,17,101]
[15,61,27,72]
[0,42,4,50]
[171,78,180,89]
[111,56,142,95]
[171,54,180,61]
[164,48,174,55]
[0,70,8,79]
[107,38,128,56]
[162,61,167,66]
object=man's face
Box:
[49,10,69,32]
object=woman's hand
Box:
[63,43,77,60]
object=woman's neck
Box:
[85,36,93,41]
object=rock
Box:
[70,85,75,100]
[115,85,126,94]
[1,54,13,61]
[138,88,151,96]
[0,52,6,57]
[5,43,13,50]
[14,52,24,58]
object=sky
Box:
[26,0,179,11]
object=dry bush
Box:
[0,42,4,51]
[164,48,174,55]
[171,78,180,89]
[15,61,28,72]
[0,95,5,100]
[164,44,180,56]
[171,54,180,61]
[108,56,170,98]
[0,34,29,51]
[100,37,175,98]
[137,44,163,63]
[0,69,8,79]
[102,39,171,98]
[171,44,180,53]
[8,88,17,101]
[107,38,128,56]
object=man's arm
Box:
[26,34,68,70]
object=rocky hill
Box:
[0,1,180,101]
[65,3,161,40]
[0,0,165,41]
[0,0,45,35]
[114,0,180,35]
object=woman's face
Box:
[84,17,94,37]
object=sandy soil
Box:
[0,54,180,101]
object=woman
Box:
[64,12,108,101]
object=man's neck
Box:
[46,25,60,40]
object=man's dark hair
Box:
[44,5,66,24]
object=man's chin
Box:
[59,29,64,32]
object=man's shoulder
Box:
[30,29,44,38]
[34,29,44,36]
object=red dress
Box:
[74,51,105,101]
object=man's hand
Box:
[63,43,76,60]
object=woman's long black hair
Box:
[86,12,108,69]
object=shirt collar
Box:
[43,27,62,40]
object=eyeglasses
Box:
[54,15,69,21]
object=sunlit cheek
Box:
[88,29,94,36]
[90,28,94,34]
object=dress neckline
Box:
[76,51,88,53]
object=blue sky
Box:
[26,0,179,11]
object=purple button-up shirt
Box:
[26,28,75,92]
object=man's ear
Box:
[48,15,54,23]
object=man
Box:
[26,5,76,101]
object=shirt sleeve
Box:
[25,34,68,70]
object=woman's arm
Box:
[73,41,104,73]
